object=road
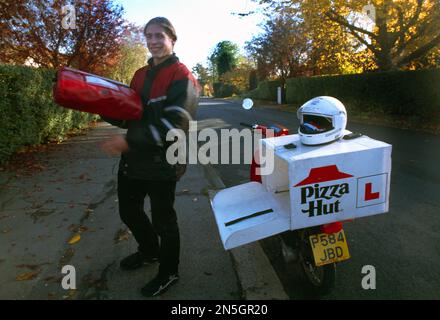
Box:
[196,98,440,299]
[0,122,240,300]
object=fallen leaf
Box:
[68,234,81,245]
[67,225,89,233]
[114,228,130,244]
[78,226,89,233]
[44,276,56,282]
[0,215,10,221]
[59,248,75,266]
[16,262,50,270]
[62,290,77,300]
[78,173,89,180]
[16,270,41,281]
[31,202,43,209]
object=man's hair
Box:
[144,17,177,42]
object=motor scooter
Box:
[240,121,349,295]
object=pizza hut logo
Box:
[294,165,353,218]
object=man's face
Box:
[145,24,174,60]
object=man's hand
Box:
[101,135,129,156]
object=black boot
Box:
[120,251,159,271]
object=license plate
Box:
[309,230,350,266]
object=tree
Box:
[106,24,148,84]
[210,41,240,77]
[249,69,258,90]
[192,63,213,96]
[0,0,126,74]
[256,0,440,71]
[219,58,255,93]
[245,4,372,79]
[246,12,313,81]
[192,63,211,86]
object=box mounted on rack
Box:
[210,132,392,250]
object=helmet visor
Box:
[300,114,333,134]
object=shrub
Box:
[0,65,97,164]
[245,79,283,101]
[285,69,440,121]
[213,82,238,98]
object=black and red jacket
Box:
[103,54,199,181]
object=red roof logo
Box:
[294,165,353,187]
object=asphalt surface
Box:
[196,98,440,299]
[0,122,241,300]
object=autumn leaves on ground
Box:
[0,122,131,299]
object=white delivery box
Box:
[210,131,392,250]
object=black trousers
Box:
[117,172,179,276]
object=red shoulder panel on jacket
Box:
[173,63,201,91]
[130,66,149,95]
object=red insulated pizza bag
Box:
[53,66,143,120]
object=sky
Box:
[114,0,266,70]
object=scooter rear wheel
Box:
[297,229,336,295]
[280,229,336,296]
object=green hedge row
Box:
[213,82,239,98]
[0,65,98,164]
[285,69,440,120]
[246,79,283,101]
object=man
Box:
[101,17,199,297]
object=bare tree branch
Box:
[347,29,380,55]
[394,14,432,58]
[397,32,440,67]
[325,9,376,39]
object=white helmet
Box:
[297,96,347,145]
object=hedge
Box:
[285,69,440,121]
[0,64,98,164]
[213,82,238,98]
[246,79,283,101]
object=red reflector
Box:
[321,222,343,234]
